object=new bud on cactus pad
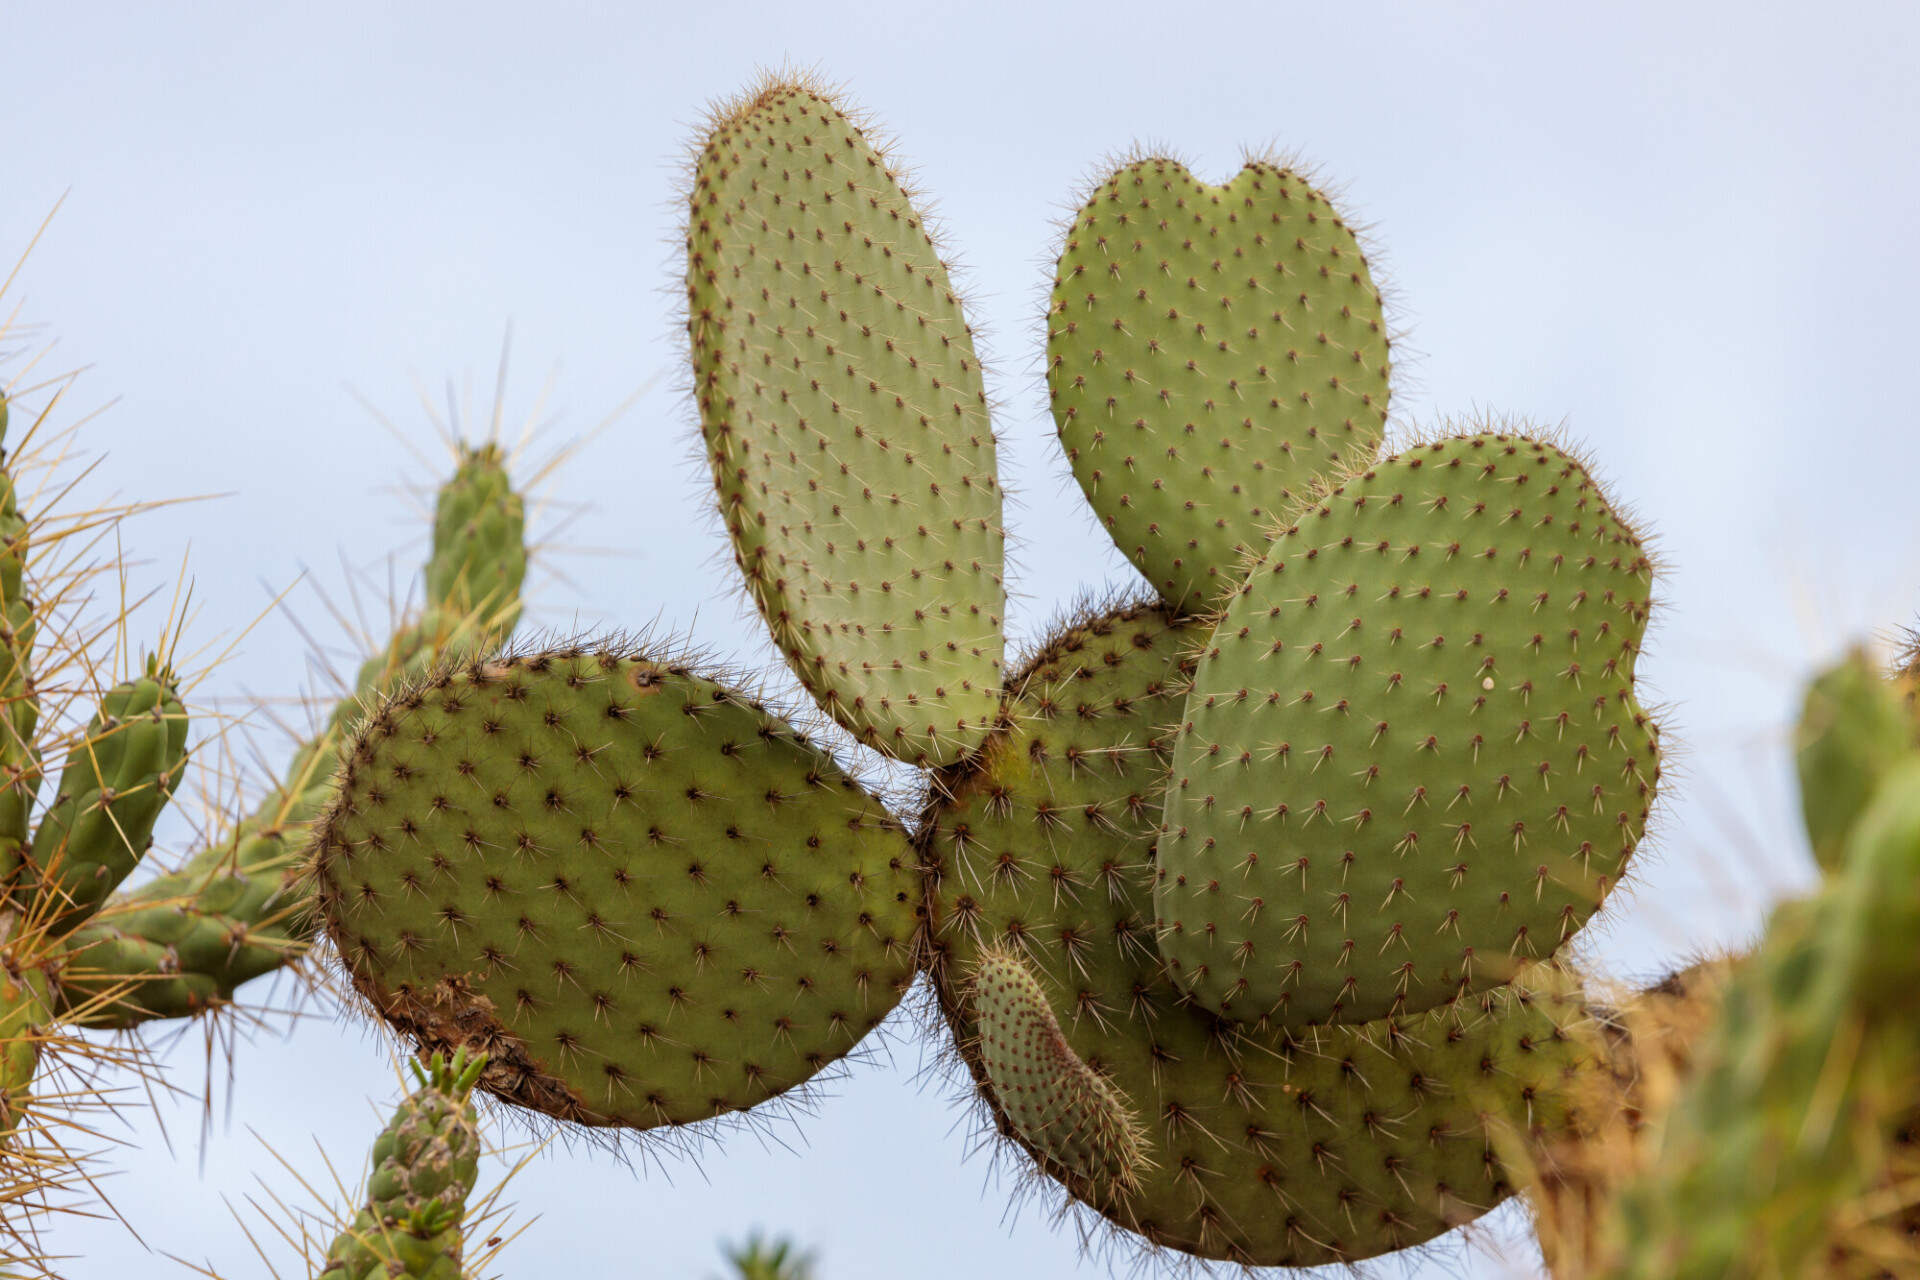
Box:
[969,946,1150,1194]
[1159,429,1662,1024]
[686,77,1007,767]
[1050,157,1392,615]
[314,642,919,1130]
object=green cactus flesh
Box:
[323,1049,486,1280]
[57,443,525,1027]
[686,78,1006,767]
[1612,757,1920,1278]
[0,395,40,887]
[314,643,919,1130]
[1048,157,1392,615]
[1795,649,1916,875]
[0,968,48,1143]
[1158,430,1660,1024]
[922,602,1603,1265]
[970,945,1149,1194]
[25,665,187,931]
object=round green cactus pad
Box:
[314,643,920,1132]
[1159,430,1661,1025]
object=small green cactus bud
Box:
[970,946,1149,1193]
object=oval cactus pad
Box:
[314,644,920,1131]
[1049,156,1392,614]
[1159,431,1661,1024]
[686,79,1005,766]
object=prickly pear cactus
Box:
[1049,156,1392,614]
[1158,431,1661,1024]
[314,644,919,1130]
[323,1049,487,1280]
[686,77,1006,767]
[923,602,1609,1265]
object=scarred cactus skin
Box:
[314,643,919,1131]
[922,602,1609,1265]
[322,1049,487,1280]
[1158,429,1661,1024]
[686,76,1006,768]
[1048,157,1391,615]
[970,946,1149,1193]
[57,442,526,1027]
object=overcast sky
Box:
[6,3,1919,1277]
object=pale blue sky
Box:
[6,3,1919,1276]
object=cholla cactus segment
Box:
[423,442,525,631]
[686,76,1006,767]
[970,946,1150,1194]
[1795,649,1917,873]
[0,968,48,1143]
[923,603,1606,1265]
[1610,759,1920,1278]
[0,396,40,889]
[321,1049,487,1280]
[314,643,919,1131]
[22,663,187,931]
[1158,429,1661,1024]
[1048,157,1392,614]
[57,442,527,1028]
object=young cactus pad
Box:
[970,945,1149,1194]
[1159,429,1660,1024]
[323,1049,487,1280]
[314,643,919,1130]
[1049,157,1391,614]
[686,77,1006,767]
[922,603,1602,1264]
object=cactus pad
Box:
[314,643,919,1130]
[1159,430,1660,1024]
[1049,157,1392,614]
[970,946,1149,1193]
[923,602,1602,1264]
[686,78,1006,766]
